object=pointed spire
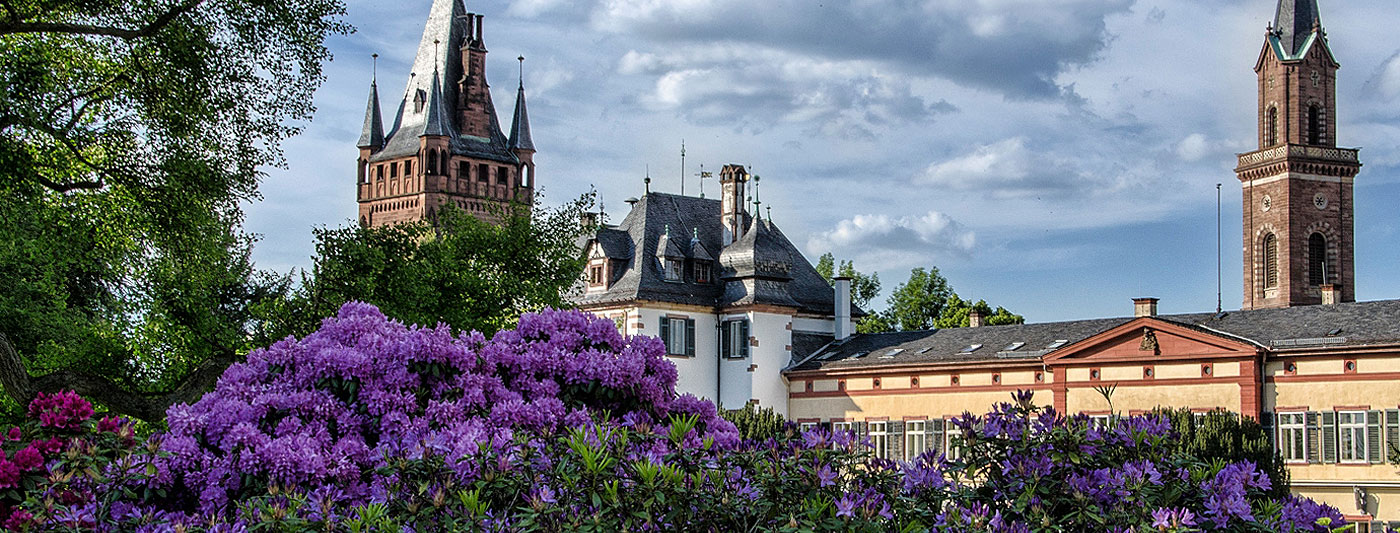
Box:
[1273,0,1321,56]
[509,56,535,152]
[421,56,453,137]
[357,54,384,149]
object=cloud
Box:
[1176,133,1209,162]
[1369,50,1400,102]
[914,137,1089,197]
[590,0,1132,99]
[807,211,976,262]
[623,46,953,137]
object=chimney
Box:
[464,13,474,44]
[580,211,598,229]
[833,276,852,342]
[969,309,986,328]
[475,14,484,44]
[1320,284,1339,305]
[718,164,750,245]
[1133,297,1159,318]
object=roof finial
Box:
[371,53,378,84]
[433,39,440,73]
[767,206,772,221]
[645,165,651,194]
[518,56,525,89]
[680,139,686,196]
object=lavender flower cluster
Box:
[0,303,1354,532]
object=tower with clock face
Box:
[1235,0,1361,310]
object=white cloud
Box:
[915,137,1086,196]
[807,211,976,262]
[1176,133,1209,162]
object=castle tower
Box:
[719,164,751,246]
[508,57,535,190]
[1235,0,1361,310]
[355,1,534,228]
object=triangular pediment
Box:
[1046,318,1258,364]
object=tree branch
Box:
[0,0,205,39]
[0,332,234,421]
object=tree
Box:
[885,267,954,331]
[0,0,350,420]
[719,403,791,442]
[253,198,593,343]
[1156,408,1291,500]
[815,253,881,311]
[935,294,1025,328]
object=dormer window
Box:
[414,89,426,113]
[663,259,683,282]
[692,261,712,284]
[588,264,605,287]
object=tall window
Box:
[1308,104,1323,145]
[426,150,437,175]
[1266,106,1279,146]
[588,264,605,287]
[1309,233,1327,286]
[404,160,412,177]
[720,319,750,359]
[905,420,927,461]
[1278,412,1306,462]
[832,421,852,434]
[1263,233,1279,289]
[1338,411,1367,463]
[868,421,889,459]
[390,162,399,178]
[929,419,945,455]
[658,317,694,356]
[458,161,469,181]
[478,163,489,183]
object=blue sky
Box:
[245,0,1400,323]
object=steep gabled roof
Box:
[508,82,534,152]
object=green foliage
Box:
[815,252,881,310]
[934,293,1025,328]
[0,0,350,420]
[254,198,593,341]
[1156,408,1291,499]
[719,403,790,442]
[884,267,954,331]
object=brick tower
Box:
[355,0,535,227]
[1235,0,1361,310]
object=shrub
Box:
[719,403,791,442]
[0,304,1353,532]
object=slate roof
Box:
[572,192,862,318]
[1273,0,1321,57]
[791,299,1400,372]
[357,81,384,149]
[508,82,534,152]
[366,0,518,166]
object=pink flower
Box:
[11,446,43,471]
[5,427,19,441]
[3,509,32,530]
[28,391,94,431]
[0,460,19,489]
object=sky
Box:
[245,0,1400,324]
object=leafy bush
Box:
[0,304,1353,532]
[1157,407,1290,499]
[720,403,791,441]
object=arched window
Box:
[1263,233,1279,289]
[439,152,449,176]
[1307,104,1324,145]
[1308,233,1328,285]
[1266,106,1279,147]
[425,150,436,175]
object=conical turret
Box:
[357,79,384,149]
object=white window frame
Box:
[798,422,817,432]
[868,421,888,459]
[1091,414,1113,429]
[663,258,683,282]
[944,418,962,460]
[1279,412,1307,463]
[1338,410,1368,463]
[832,421,852,434]
[660,316,693,356]
[905,420,927,461]
[721,319,750,359]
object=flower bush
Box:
[0,303,1353,531]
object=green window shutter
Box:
[1321,411,1338,464]
[659,318,671,354]
[931,419,945,454]
[1367,410,1384,464]
[720,321,732,358]
[1387,410,1400,463]
[685,319,695,357]
[740,320,751,357]
[1306,412,1320,464]
[854,421,867,437]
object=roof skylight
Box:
[959,344,983,354]
[1046,339,1069,350]
[1002,342,1025,352]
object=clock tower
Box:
[1235,0,1361,310]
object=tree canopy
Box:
[254,199,593,344]
[0,0,350,420]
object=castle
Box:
[354,0,535,227]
